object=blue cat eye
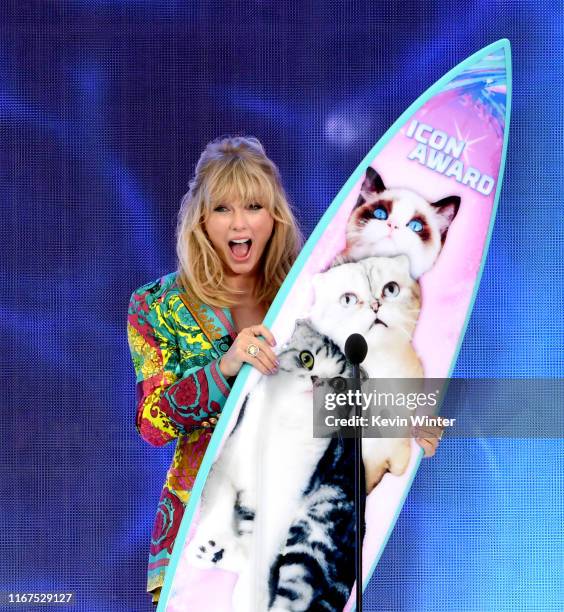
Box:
[408,219,423,232]
[373,207,388,220]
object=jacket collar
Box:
[178,284,236,355]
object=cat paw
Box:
[187,532,246,572]
[387,438,411,476]
[187,537,227,569]
[363,437,411,492]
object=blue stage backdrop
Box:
[1,2,562,611]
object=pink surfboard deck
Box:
[159,40,511,611]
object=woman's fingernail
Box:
[275,359,280,366]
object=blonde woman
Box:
[126,136,440,605]
[127,136,301,604]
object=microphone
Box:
[345,333,367,612]
[345,333,368,368]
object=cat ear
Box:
[329,253,352,268]
[363,166,386,194]
[432,196,460,240]
[295,318,316,336]
[354,167,386,208]
[310,274,323,302]
[394,254,411,273]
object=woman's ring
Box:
[246,343,260,357]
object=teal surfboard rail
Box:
[158,39,512,611]
[352,39,511,611]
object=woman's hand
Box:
[219,324,278,378]
[412,425,443,458]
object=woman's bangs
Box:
[206,162,275,214]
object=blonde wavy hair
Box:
[176,136,303,308]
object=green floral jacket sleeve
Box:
[127,273,235,446]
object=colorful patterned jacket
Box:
[127,272,236,596]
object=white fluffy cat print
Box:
[309,255,422,491]
[344,166,460,279]
[309,255,422,377]
[186,320,353,611]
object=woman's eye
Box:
[248,202,263,210]
[213,205,228,212]
[383,282,400,298]
[373,206,388,220]
[299,350,315,370]
[408,218,423,232]
[339,292,358,306]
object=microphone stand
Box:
[345,334,367,612]
[353,361,363,612]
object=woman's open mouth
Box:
[228,238,253,262]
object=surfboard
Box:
[158,40,511,611]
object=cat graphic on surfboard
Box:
[164,41,509,612]
[311,166,459,492]
[182,167,460,611]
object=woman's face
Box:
[204,197,275,278]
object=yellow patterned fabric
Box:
[127,272,236,595]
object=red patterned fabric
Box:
[127,272,235,595]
